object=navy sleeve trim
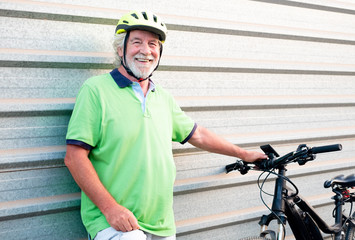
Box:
[66,139,94,150]
[180,123,197,145]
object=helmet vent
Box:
[142,12,148,20]
[116,11,167,42]
[131,13,138,19]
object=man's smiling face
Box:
[119,30,161,80]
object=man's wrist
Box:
[236,148,248,160]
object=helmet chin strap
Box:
[121,31,163,83]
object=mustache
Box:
[134,53,155,61]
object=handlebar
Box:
[310,144,342,154]
[226,144,342,174]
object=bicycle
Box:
[226,143,355,240]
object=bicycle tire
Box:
[344,212,355,240]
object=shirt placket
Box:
[131,82,155,118]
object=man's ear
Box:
[117,47,123,57]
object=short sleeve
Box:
[66,83,102,149]
[170,97,196,144]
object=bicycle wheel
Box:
[344,212,355,240]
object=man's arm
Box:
[188,125,266,162]
[64,144,140,232]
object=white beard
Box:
[126,53,158,79]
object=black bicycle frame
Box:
[258,164,347,240]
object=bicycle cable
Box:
[257,170,274,197]
[340,191,354,233]
[257,168,300,198]
[330,188,354,239]
[257,168,288,240]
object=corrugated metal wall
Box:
[1,0,355,239]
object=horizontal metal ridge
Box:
[181,103,355,112]
[0,60,113,69]
[0,193,80,221]
[0,9,116,25]
[0,98,74,114]
[2,9,355,45]
[251,0,355,15]
[168,24,355,45]
[160,66,355,75]
[176,205,267,236]
[0,146,66,172]
[2,97,354,114]
[2,60,355,75]
[175,95,355,108]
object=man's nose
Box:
[139,42,151,55]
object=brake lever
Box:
[295,144,316,165]
[225,159,251,174]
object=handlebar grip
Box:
[225,160,250,174]
[310,144,342,154]
[226,163,237,173]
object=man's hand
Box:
[240,150,267,163]
[105,204,140,232]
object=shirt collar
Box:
[110,68,155,91]
[110,68,133,88]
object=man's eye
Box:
[149,42,159,47]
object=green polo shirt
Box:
[66,69,196,238]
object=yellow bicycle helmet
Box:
[115,10,167,43]
[115,10,167,82]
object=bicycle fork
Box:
[259,167,288,240]
[259,214,287,240]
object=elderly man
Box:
[65,10,266,240]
